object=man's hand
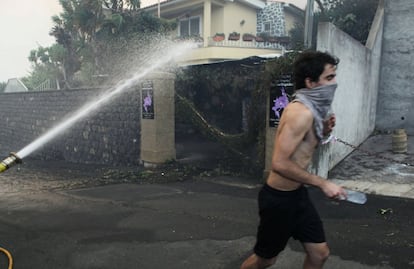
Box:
[320,180,346,200]
[323,114,336,136]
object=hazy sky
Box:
[0,0,62,82]
[0,0,307,82]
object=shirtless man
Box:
[241,51,346,269]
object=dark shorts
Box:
[253,184,326,259]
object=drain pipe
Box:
[0,152,22,173]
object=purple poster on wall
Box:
[142,80,154,119]
[269,79,293,127]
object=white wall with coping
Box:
[310,1,385,178]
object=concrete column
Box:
[140,72,176,166]
[203,0,212,48]
[264,91,275,179]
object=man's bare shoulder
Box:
[282,102,313,122]
[276,102,314,139]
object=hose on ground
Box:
[0,247,13,269]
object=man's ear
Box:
[305,78,314,89]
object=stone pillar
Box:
[140,72,176,166]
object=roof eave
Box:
[143,0,266,11]
[237,0,266,9]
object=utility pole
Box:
[158,0,161,18]
[304,0,314,49]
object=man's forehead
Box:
[325,63,337,70]
[323,64,337,74]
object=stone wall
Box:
[0,87,141,165]
[257,2,286,36]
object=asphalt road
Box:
[0,170,413,269]
[0,133,413,268]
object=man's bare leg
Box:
[302,242,330,269]
[240,253,276,269]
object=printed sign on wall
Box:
[269,75,293,127]
[142,80,154,119]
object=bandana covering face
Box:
[293,83,337,140]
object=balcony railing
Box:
[34,79,58,91]
[173,36,288,50]
[207,37,286,50]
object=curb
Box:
[332,179,414,200]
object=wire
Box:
[0,247,13,269]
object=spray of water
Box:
[17,40,196,159]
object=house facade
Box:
[144,0,304,65]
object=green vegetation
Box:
[290,0,380,49]
[175,52,299,173]
[24,0,176,90]
[319,0,380,44]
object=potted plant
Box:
[242,33,255,41]
[255,36,264,42]
[228,32,240,41]
[213,33,225,42]
[268,36,278,43]
[256,32,269,42]
[191,35,204,43]
[277,36,290,45]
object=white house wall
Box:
[223,1,258,35]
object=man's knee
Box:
[314,248,330,263]
[303,243,330,265]
[260,256,277,268]
[307,245,330,265]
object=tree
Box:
[289,0,379,49]
[46,0,176,86]
[321,0,379,44]
[289,12,321,50]
[289,22,305,50]
[49,1,81,87]
[25,0,177,89]
[24,44,66,90]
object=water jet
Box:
[1,40,197,170]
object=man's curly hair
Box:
[293,50,339,91]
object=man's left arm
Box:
[323,114,336,136]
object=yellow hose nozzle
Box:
[0,152,22,173]
[0,163,7,173]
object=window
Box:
[179,16,201,37]
[264,22,271,32]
